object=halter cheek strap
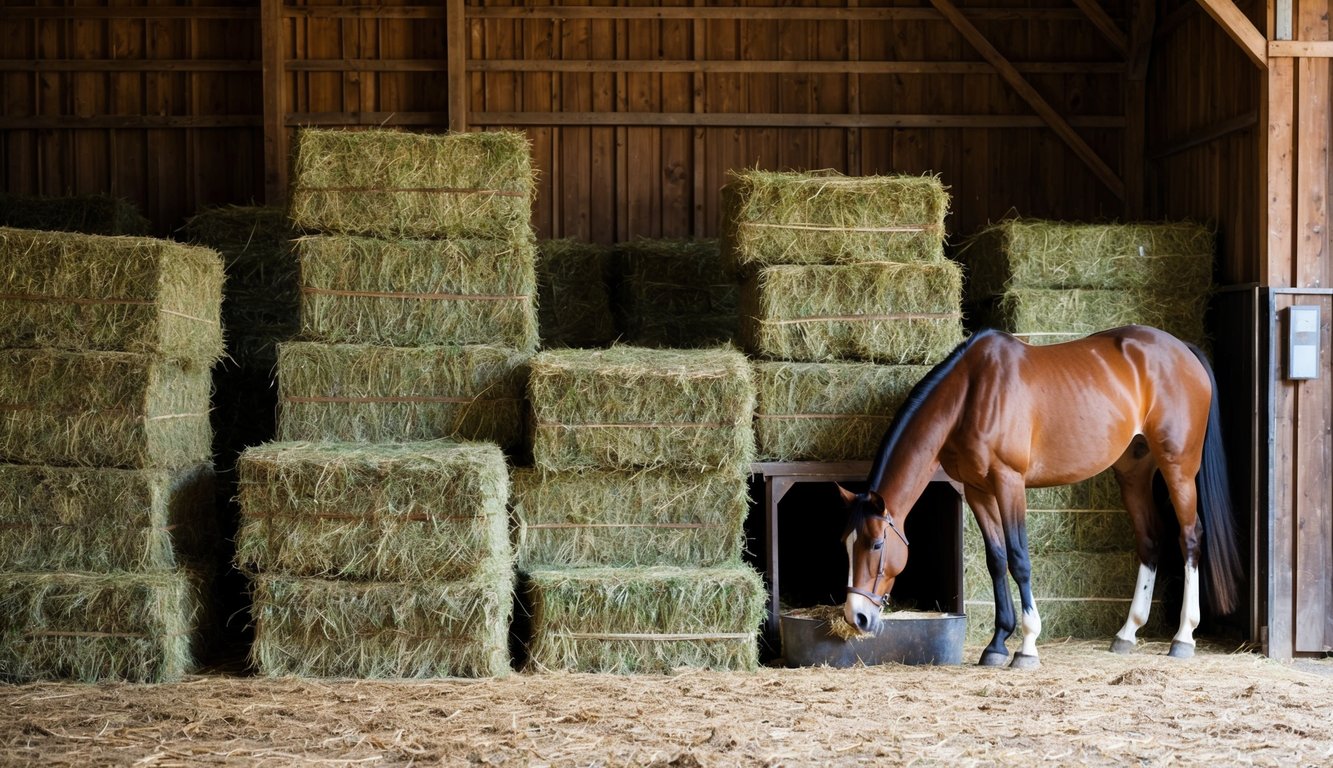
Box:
[845,513,910,608]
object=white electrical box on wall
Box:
[1286,305,1321,380]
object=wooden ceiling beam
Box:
[1071,0,1128,57]
[1193,0,1268,68]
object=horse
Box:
[838,325,1242,668]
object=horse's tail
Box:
[1187,343,1243,615]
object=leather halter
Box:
[846,512,910,608]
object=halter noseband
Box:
[846,512,910,607]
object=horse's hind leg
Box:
[1109,440,1164,654]
[965,487,1015,667]
[1146,437,1204,659]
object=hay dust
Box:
[3,640,1330,766]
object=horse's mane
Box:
[868,329,998,488]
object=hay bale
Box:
[0,349,212,468]
[524,565,766,673]
[296,234,538,351]
[536,239,616,349]
[959,219,1215,301]
[754,361,930,461]
[236,441,510,582]
[963,597,1170,642]
[0,570,199,682]
[527,346,755,472]
[512,467,748,569]
[0,464,215,573]
[740,261,964,364]
[613,237,738,348]
[250,570,513,678]
[288,128,536,239]
[975,288,1208,347]
[0,227,223,361]
[720,170,949,273]
[276,342,528,448]
[1025,471,1122,510]
[0,191,151,236]
[964,509,1133,556]
[963,549,1138,603]
[180,205,300,372]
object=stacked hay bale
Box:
[517,347,766,673]
[237,127,537,678]
[614,237,738,348]
[722,169,961,461]
[956,218,1214,640]
[0,227,222,681]
[536,239,617,348]
[0,191,152,236]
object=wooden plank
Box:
[1269,41,1333,58]
[12,7,256,20]
[1193,0,1267,68]
[471,7,1091,22]
[447,0,467,131]
[692,2,705,239]
[588,12,617,242]
[1070,0,1128,56]
[1147,110,1259,160]
[1294,59,1329,290]
[71,13,107,196]
[660,13,692,237]
[846,1,861,175]
[0,59,258,72]
[466,58,1124,75]
[929,0,1125,200]
[470,111,1124,129]
[1293,296,1333,652]
[260,0,286,206]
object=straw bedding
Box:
[511,467,748,569]
[535,238,616,348]
[288,128,537,240]
[753,360,930,460]
[740,261,964,364]
[527,346,755,472]
[0,570,200,683]
[613,237,738,348]
[235,441,510,582]
[0,191,152,236]
[249,570,513,679]
[0,464,216,573]
[720,170,949,272]
[0,349,212,468]
[0,227,224,361]
[296,233,538,350]
[276,341,529,448]
[524,565,766,673]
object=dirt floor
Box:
[2,639,1330,767]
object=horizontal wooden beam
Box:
[1147,110,1259,159]
[1269,41,1333,58]
[0,59,258,73]
[470,59,1124,75]
[470,111,1124,129]
[3,116,260,129]
[471,6,1095,22]
[1193,0,1267,68]
[5,7,254,19]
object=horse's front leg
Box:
[966,487,1015,667]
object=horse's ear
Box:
[834,483,858,506]
[865,490,886,513]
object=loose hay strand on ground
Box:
[536,239,617,348]
[720,169,950,272]
[613,237,738,348]
[296,233,538,350]
[511,466,749,569]
[0,349,213,469]
[0,191,152,236]
[741,261,964,364]
[0,464,216,573]
[0,227,224,361]
[524,565,766,673]
[235,441,510,582]
[527,346,755,472]
[249,567,514,679]
[275,341,529,448]
[288,128,537,239]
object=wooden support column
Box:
[447,0,468,132]
[260,0,286,205]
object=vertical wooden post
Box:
[261,0,287,205]
[692,1,706,238]
[1123,0,1155,219]
[447,0,468,132]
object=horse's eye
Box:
[871,540,883,551]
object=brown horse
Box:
[839,325,1242,668]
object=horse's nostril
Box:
[855,612,870,630]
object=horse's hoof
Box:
[1009,653,1040,670]
[1109,637,1136,655]
[978,651,1009,667]
[1167,641,1195,659]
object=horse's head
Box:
[837,483,909,633]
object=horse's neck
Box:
[871,371,963,516]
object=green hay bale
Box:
[964,509,1134,555]
[720,170,949,273]
[963,597,1170,642]
[0,191,151,236]
[180,205,300,372]
[0,464,215,573]
[740,261,964,364]
[536,239,616,349]
[0,570,199,682]
[276,342,529,449]
[0,227,224,361]
[297,234,538,351]
[976,288,1208,347]
[524,565,766,673]
[250,568,513,679]
[963,549,1138,603]
[527,346,755,472]
[754,361,930,461]
[288,128,537,240]
[512,467,748,569]
[1025,470,1122,510]
[0,349,213,469]
[613,237,738,348]
[236,441,510,582]
[959,219,1215,301]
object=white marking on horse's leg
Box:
[1172,563,1200,648]
[1018,603,1042,657]
[1115,563,1158,645]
